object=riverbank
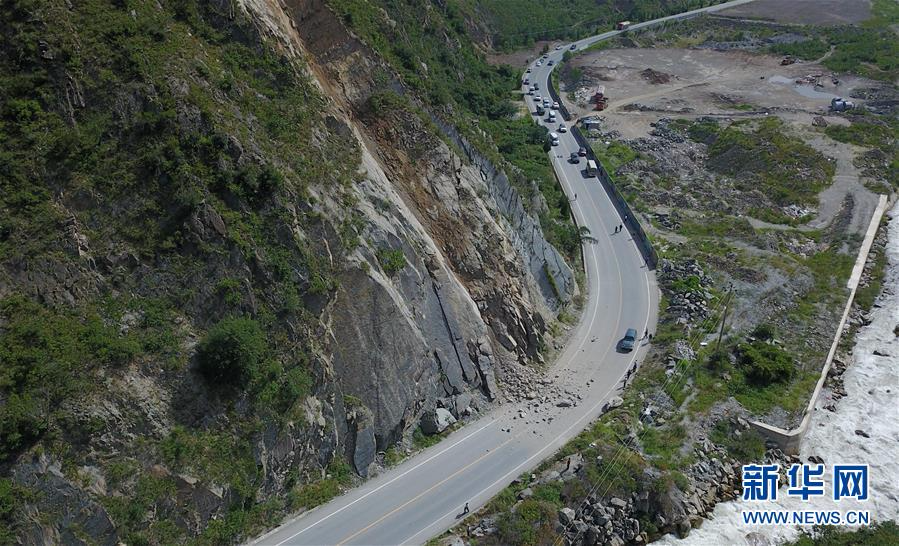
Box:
[656,201,899,544]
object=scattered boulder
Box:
[558,507,576,526]
[421,408,457,435]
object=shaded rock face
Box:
[13,454,118,546]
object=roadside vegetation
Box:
[785,522,899,546]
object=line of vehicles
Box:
[526,39,639,360]
[523,47,597,177]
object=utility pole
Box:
[715,288,733,353]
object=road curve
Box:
[249,2,753,544]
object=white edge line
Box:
[260,418,497,545]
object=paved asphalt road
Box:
[250,1,754,544]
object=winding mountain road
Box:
[250,1,754,544]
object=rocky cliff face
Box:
[0,0,574,543]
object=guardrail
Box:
[545,75,572,122]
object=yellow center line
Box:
[334,435,517,546]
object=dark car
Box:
[618,328,638,352]
[534,82,540,90]
[570,44,577,50]
[548,60,554,66]
[578,147,587,157]
[569,152,580,164]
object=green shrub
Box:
[710,420,766,462]
[0,296,139,459]
[197,317,267,386]
[736,340,795,386]
[0,478,17,543]
[751,323,777,341]
[376,247,407,276]
[786,521,899,545]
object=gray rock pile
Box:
[659,258,714,328]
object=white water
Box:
[657,202,899,546]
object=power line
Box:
[552,292,728,546]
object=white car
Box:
[555,45,562,50]
[552,101,559,109]
[558,124,567,133]
[535,94,542,102]
[543,98,550,107]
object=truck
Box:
[585,159,598,176]
[616,21,632,31]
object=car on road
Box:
[555,45,562,50]
[524,78,529,85]
[618,328,638,352]
[552,101,559,109]
[526,67,531,73]
[569,152,580,164]
[548,60,554,66]
[548,112,557,123]
[558,124,567,133]
[534,82,540,90]
[535,94,542,102]
[578,147,588,157]
[543,98,550,107]
[570,44,577,50]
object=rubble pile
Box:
[658,258,714,329]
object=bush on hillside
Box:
[197,317,267,386]
[736,340,795,386]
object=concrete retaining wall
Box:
[750,194,891,454]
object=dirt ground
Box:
[717,0,872,26]
[562,47,873,138]
[561,45,885,241]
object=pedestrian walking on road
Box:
[648,333,653,342]
[463,503,470,515]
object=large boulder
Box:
[558,507,576,526]
[420,407,457,435]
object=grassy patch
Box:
[705,118,835,206]
[709,420,765,462]
[591,140,638,175]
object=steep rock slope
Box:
[0,0,573,543]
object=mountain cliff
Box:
[0,0,575,543]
